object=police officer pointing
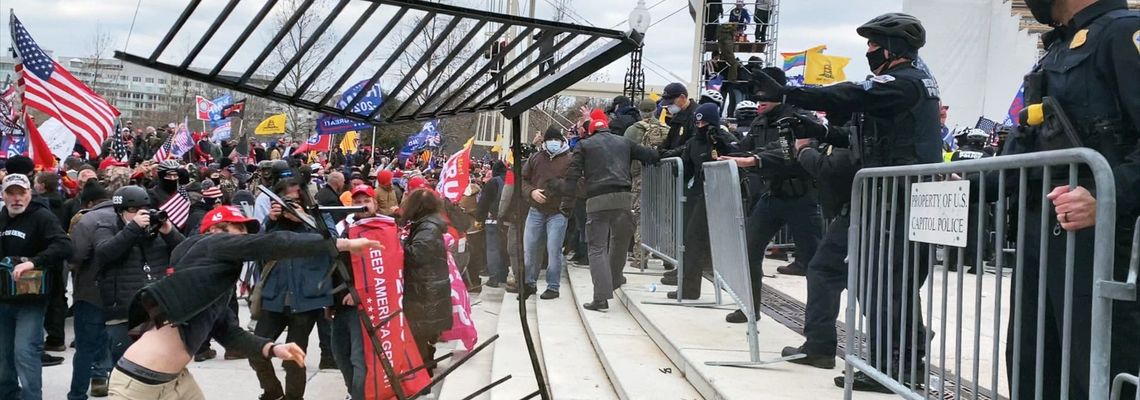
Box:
[1003,0,1139,398]
[751,13,943,392]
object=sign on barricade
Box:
[843,148,1136,400]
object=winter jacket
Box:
[562,130,660,201]
[608,106,640,136]
[663,101,699,150]
[402,214,453,336]
[521,146,573,215]
[260,219,333,314]
[129,231,338,329]
[184,202,211,237]
[92,207,185,320]
[0,201,73,304]
[69,201,117,306]
[662,125,742,197]
[476,176,503,223]
[40,191,68,231]
[375,185,400,216]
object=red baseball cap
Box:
[351,184,375,198]
[407,176,428,190]
[98,157,128,171]
[200,206,260,234]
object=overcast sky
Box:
[2,0,903,89]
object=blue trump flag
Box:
[316,80,383,135]
[398,119,441,164]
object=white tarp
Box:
[903,0,1040,128]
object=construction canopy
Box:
[115,0,643,126]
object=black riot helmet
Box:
[857,13,926,58]
[269,159,294,181]
[156,159,190,184]
[111,186,150,211]
[1023,0,1056,25]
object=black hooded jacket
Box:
[94,211,184,321]
[0,201,73,303]
[402,214,453,336]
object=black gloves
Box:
[791,114,828,139]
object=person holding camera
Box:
[90,186,185,366]
[248,178,333,400]
[0,174,73,400]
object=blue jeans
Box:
[332,308,365,400]
[69,301,111,400]
[0,301,47,400]
[484,223,508,284]
[106,323,130,366]
[523,208,568,292]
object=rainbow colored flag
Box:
[781,53,806,70]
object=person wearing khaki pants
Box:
[108,368,203,400]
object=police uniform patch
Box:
[870,75,895,84]
[1070,28,1089,49]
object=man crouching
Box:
[108,205,380,399]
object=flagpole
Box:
[370,126,376,152]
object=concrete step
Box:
[534,267,619,400]
[489,283,547,400]
[619,268,897,400]
[437,289,505,400]
[566,264,703,400]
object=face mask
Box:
[160,179,178,192]
[544,140,563,153]
[667,104,682,115]
[866,47,889,73]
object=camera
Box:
[147,209,169,235]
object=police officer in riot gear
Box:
[752,13,942,391]
[719,66,824,324]
[1002,1,1139,398]
[945,128,997,274]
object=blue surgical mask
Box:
[544,140,563,153]
[667,104,682,115]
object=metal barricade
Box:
[636,157,684,273]
[843,148,1137,400]
[701,160,801,367]
[639,157,722,306]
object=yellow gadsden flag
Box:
[339,131,358,153]
[804,53,850,86]
[254,114,287,135]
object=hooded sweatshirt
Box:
[0,201,73,303]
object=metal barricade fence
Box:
[637,157,684,273]
[1110,217,1140,400]
[843,148,1137,400]
[639,157,722,306]
[701,160,802,367]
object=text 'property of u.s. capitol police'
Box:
[908,181,971,247]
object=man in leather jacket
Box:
[562,115,660,311]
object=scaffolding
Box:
[688,0,780,114]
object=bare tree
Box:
[266,0,339,140]
[85,22,115,89]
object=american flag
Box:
[974,117,997,134]
[10,13,119,157]
[159,186,191,230]
[152,133,173,162]
[109,128,130,162]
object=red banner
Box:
[435,137,474,203]
[348,216,431,399]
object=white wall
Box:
[903,0,1039,128]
